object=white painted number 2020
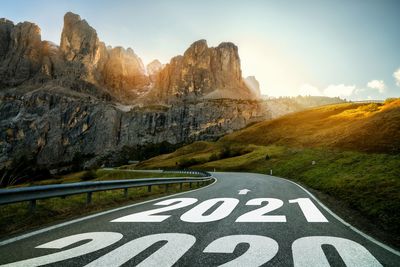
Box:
[1,233,382,267]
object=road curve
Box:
[0,172,399,266]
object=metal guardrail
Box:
[0,170,213,212]
[162,169,211,177]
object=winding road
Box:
[0,172,399,266]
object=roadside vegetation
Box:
[0,181,209,238]
[0,168,205,237]
[137,99,400,245]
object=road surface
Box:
[0,172,399,266]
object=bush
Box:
[220,144,232,159]
[81,169,97,181]
[0,152,52,187]
[209,153,219,162]
[219,144,251,159]
[178,158,202,169]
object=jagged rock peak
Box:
[60,12,100,62]
[245,76,261,98]
[147,59,163,82]
[185,39,208,54]
[0,19,14,59]
[152,39,257,101]
[0,20,43,86]
[102,45,149,94]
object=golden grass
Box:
[221,100,400,153]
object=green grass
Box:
[0,181,210,238]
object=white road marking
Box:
[112,198,198,222]
[203,235,279,266]
[1,232,122,267]
[236,198,286,222]
[289,198,328,222]
[84,233,195,267]
[181,198,239,223]
[238,189,251,195]
[292,236,383,267]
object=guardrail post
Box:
[189,182,192,188]
[166,184,169,192]
[29,199,36,213]
[86,192,92,205]
[124,188,128,198]
[148,185,151,192]
[197,181,200,187]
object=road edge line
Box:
[276,175,400,257]
[0,177,218,247]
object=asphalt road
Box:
[0,172,399,266]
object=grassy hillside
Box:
[137,99,400,243]
[223,100,400,153]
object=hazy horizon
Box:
[2,0,400,100]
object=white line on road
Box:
[238,189,251,195]
[0,177,218,247]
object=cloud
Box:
[323,84,356,98]
[298,84,322,96]
[394,68,400,86]
[367,80,385,93]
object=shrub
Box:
[219,144,251,159]
[178,158,202,169]
[0,152,52,187]
[81,169,97,181]
[220,144,232,159]
[209,153,219,162]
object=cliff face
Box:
[147,59,163,83]
[59,12,150,100]
[244,76,261,98]
[0,12,267,170]
[0,20,43,86]
[0,89,267,168]
[102,47,150,97]
[152,40,257,102]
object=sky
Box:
[2,0,400,100]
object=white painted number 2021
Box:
[1,233,382,267]
[112,197,328,223]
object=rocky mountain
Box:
[146,59,163,83]
[244,76,261,98]
[0,88,266,170]
[150,40,256,102]
[59,12,151,100]
[0,12,267,173]
[0,19,43,87]
[0,13,151,102]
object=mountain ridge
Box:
[0,12,258,103]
